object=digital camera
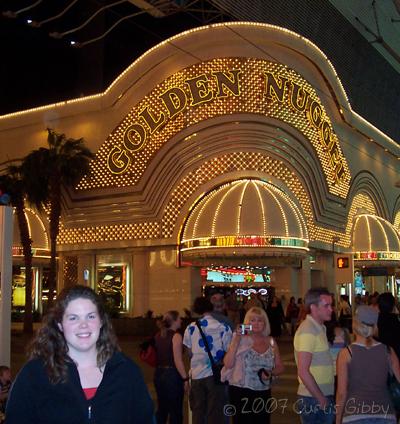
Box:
[240,324,253,335]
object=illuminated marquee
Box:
[80,58,350,197]
[181,235,308,251]
[354,251,400,261]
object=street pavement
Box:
[10,325,300,423]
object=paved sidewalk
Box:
[10,325,300,423]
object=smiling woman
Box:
[5,285,155,424]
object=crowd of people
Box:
[141,288,400,423]
[2,285,400,424]
[294,288,400,424]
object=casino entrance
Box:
[178,178,310,305]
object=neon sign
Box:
[107,70,241,174]
[107,66,346,185]
[354,251,400,261]
[79,58,350,197]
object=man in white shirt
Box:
[183,297,232,424]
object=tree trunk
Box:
[47,178,62,309]
[14,198,34,333]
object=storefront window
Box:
[96,255,130,313]
[11,266,39,311]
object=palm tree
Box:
[0,166,34,333]
[22,128,94,308]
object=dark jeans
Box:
[154,367,184,424]
[294,395,335,424]
[189,375,227,424]
[229,385,271,424]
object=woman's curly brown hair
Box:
[29,285,119,384]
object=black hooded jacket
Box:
[377,312,400,360]
[5,351,154,424]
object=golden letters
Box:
[107,65,345,184]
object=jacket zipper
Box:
[88,405,92,420]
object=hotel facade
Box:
[2,22,400,316]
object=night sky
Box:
[0,0,230,115]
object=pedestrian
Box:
[5,285,154,424]
[338,295,352,333]
[354,294,362,309]
[335,305,400,423]
[293,287,335,423]
[183,296,232,424]
[377,292,400,361]
[244,293,262,313]
[326,322,350,395]
[0,366,11,415]
[296,298,307,328]
[285,296,300,336]
[154,311,188,424]
[266,296,285,337]
[210,291,234,330]
[221,307,285,423]
[225,291,240,327]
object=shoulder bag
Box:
[139,337,157,368]
[195,320,225,385]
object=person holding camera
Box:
[221,306,285,423]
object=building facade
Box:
[1,22,400,316]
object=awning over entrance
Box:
[12,208,49,257]
[180,179,308,265]
[352,214,400,266]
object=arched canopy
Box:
[13,208,49,257]
[352,214,400,266]
[180,179,308,264]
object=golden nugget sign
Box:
[107,70,242,174]
[77,58,350,195]
[107,62,347,185]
